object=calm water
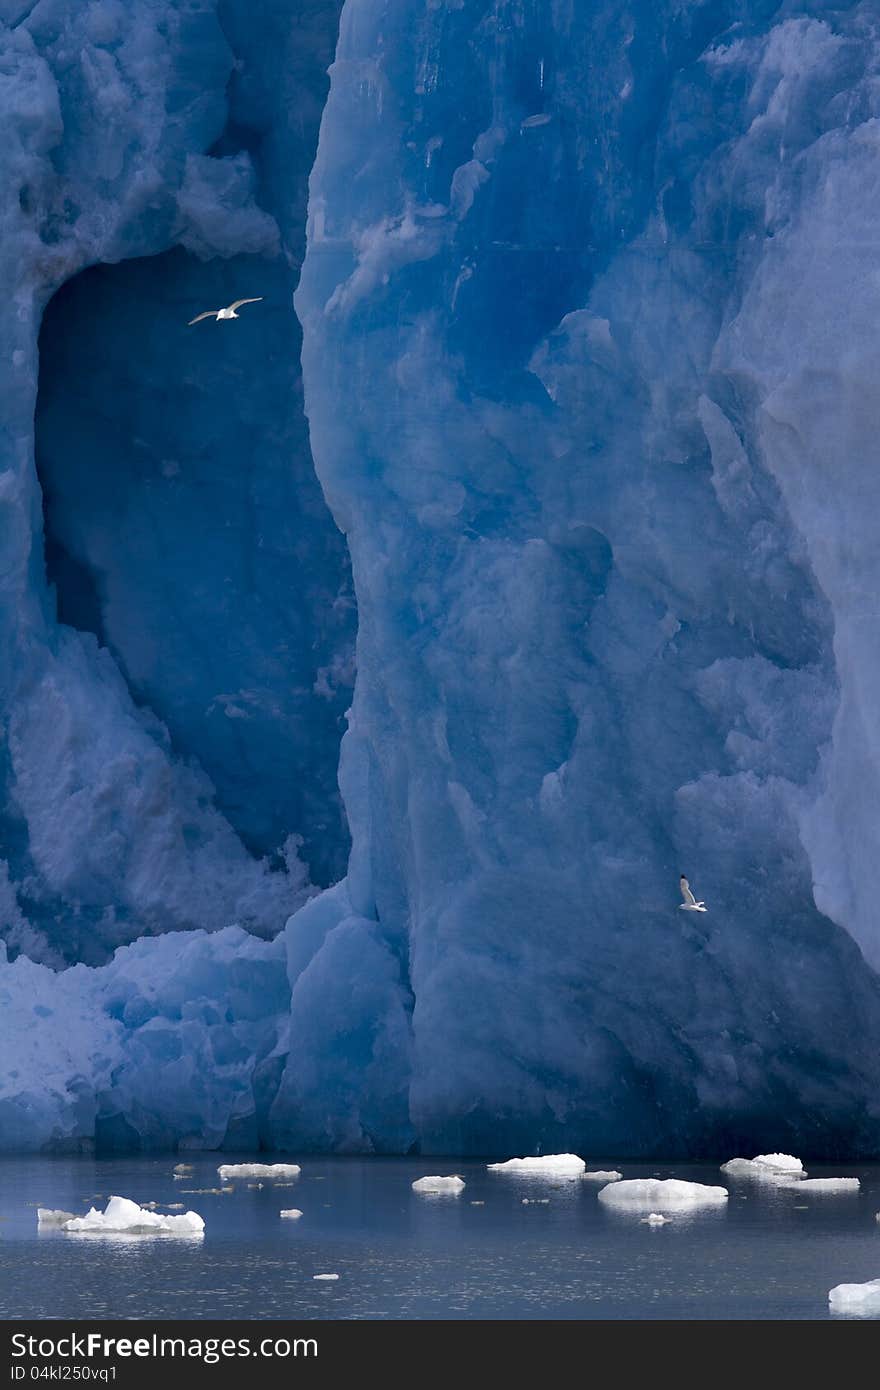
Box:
[1,1155,879,1320]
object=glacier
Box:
[4,0,880,1159]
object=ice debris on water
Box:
[829,1279,880,1316]
[598,1180,728,1212]
[412,1175,465,1194]
[721,1153,805,1179]
[487,1155,585,1177]
[61,1196,204,1234]
[280,1209,303,1219]
[217,1164,301,1180]
[582,1170,623,1182]
[313,1274,339,1281]
[641,1213,670,1226]
[37,1209,76,1227]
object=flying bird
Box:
[679,875,707,912]
[188,297,263,326]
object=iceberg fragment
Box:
[36,1209,76,1227]
[721,1154,806,1179]
[829,1279,880,1316]
[217,1164,301,1180]
[280,1209,303,1220]
[412,1176,465,1194]
[488,1155,585,1178]
[598,1180,728,1212]
[62,1196,204,1235]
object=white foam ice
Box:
[217,1164,301,1180]
[62,1195,204,1234]
[412,1175,465,1194]
[598,1179,729,1212]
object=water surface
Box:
[1,1156,878,1319]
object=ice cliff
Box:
[4,0,880,1158]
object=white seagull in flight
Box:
[188,297,263,326]
[679,875,707,912]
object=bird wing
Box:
[680,876,696,905]
[188,310,219,325]
[228,297,263,312]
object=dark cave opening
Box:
[35,246,355,888]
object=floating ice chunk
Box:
[217,1164,301,1180]
[782,1178,859,1193]
[487,1154,585,1177]
[412,1175,465,1194]
[63,1196,204,1235]
[280,1209,303,1219]
[598,1179,728,1212]
[721,1153,805,1178]
[641,1213,670,1226]
[173,1164,193,1176]
[313,1273,339,1280]
[521,1198,550,1204]
[582,1170,623,1182]
[829,1279,880,1316]
[37,1209,76,1227]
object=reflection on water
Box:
[1,1156,879,1320]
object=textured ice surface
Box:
[598,1180,728,1212]
[63,1195,204,1234]
[721,1154,806,1179]
[218,1164,301,1179]
[5,0,880,1159]
[36,1208,76,1226]
[829,1279,880,1316]
[582,1171,623,1183]
[412,1175,465,1194]
[488,1155,585,1177]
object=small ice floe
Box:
[313,1274,339,1281]
[782,1178,859,1194]
[179,1188,224,1195]
[598,1179,728,1213]
[521,1198,550,1205]
[470,1201,485,1206]
[217,1163,301,1180]
[163,1204,185,1211]
[61,1196,204,1235]
[280,1209,303,1220]
[487,1154,585,1178]
[641,1213,670,1226]
[173,1164,194,1176]
[247,1182,265,1189]
[521,112,552,128]
[720,1153,805,1180]
[37,1209,76,1227]
[582,1170,623,1183]
[829,1278,880,1316]
[412,1175,465,1194]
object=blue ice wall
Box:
[290,0,880,1154]
[4,0,880,1158]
